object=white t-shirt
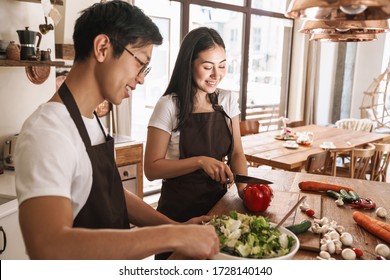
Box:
[15,102,106,218]
[148,89,241,159]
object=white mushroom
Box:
[340,232,353,246]
[335,225,346,234]
[312,223,329,234]
[319,251,331,259]
[375,244,390,258]
[334,242,343,255]
[335,197,344,206]
[341,248,356,260]
[375,207,388,218]
[328,230,340,240]
[320,224,329,233]
[320,244,328,252]
[300,202,310,212]
[311,223,322,234]
[326,240,336,254]
[333,239,343,248]
[329,220,338,230]
[320,217,329,225]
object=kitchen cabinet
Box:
[115,142,144,198]
[0,172,29,260]
[0,198,29,260]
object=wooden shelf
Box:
[16,0,63,5]
[0,59,65,67]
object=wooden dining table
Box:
[242,124,390,171]
[208,169,390,260]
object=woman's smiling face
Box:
[192,45,226,94]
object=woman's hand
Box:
[198,156,233,184]
[184,215,213,225]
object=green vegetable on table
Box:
[206,211,295,259]
[286,220,312,235]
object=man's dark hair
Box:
[73,0,163,62]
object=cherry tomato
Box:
[305,209,315,217]
[243,184,273,212]
[352,247,363,257]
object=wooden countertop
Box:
[208,169,390,260]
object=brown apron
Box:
[157,93,233,223]
[58,83,129,229]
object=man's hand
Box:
[173,224,220,259]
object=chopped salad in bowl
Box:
[207,211,299,260]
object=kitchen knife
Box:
[231,174,273,185]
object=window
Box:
[246,14,293,131]
[132,0,293,193]
[174,0,294,131]
[251,0,289,13]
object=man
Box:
[14,0,219,260]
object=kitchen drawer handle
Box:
[0,226,7,255]
[123,171,129,177]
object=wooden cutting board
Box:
[266,191,322,252]
[208,189,322,252]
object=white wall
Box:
[0,0,97,157]
[351,35,387,118]
[0,0,56,156]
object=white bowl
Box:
[212,223,300,260]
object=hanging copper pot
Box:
[299,19,390,34]
[95,100,112,117]
[309,33,377,42]
[286,0,390,21]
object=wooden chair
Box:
[287,120,305,128]
[335,118,374,132]
[304,150,331,175]
[327,147,355,178]
[335,118,374,165]
[240,120,261,167]
[240,120,260,136]
[369,143,390,182]
[334,144,376,179]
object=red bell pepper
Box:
[243,184,273,212]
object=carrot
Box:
[352,211,390,243]
[298,181,354,192]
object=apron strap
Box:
[58,82,108,147]
[208,92,234,165]
[93,111,111,141]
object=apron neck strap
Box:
[58,82,108,147]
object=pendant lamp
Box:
[309,33,377,41]
[299,19,390,34]
[286,0,390,20]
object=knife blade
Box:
[232,174,273,185]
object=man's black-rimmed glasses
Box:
[110,38,151,77]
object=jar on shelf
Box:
[6,41,20,61]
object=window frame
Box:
[170,0,294,120]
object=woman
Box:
[145,27,248,224]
